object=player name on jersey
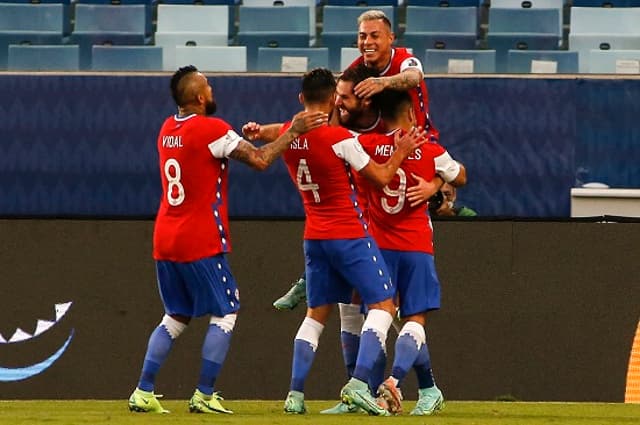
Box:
[374,144,422,160]
[162,135,183,148]
[290,137,309,150]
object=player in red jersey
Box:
[279,68,428,416]
[128,65,326,415]
[348,9,439,141]
[362,89,466,415]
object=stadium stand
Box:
[402,6,478,64]
[588,49,640,73]
[243,0,317,43]
[326,0,396,5]
[569,6,640,72]
[507,50,578,73]
[423,49,495,73]
[154,4,229,71]
[407,0,482,6]
[572,0,640,6]
[340,46,361,69]
[236,5,310,71]
[174,45,247,72]
[320,5,395,71]
[8,44,79,71]
[91,45,163,71]
[256,47,329,72]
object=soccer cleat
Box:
[284,390,306,414]
[377,377,404,414]
[320,401,363,414]
[340,378,390,416]
[128,388,169,414]
[189,389,233,414]
[410,386,445,416]
[273,277,307,311]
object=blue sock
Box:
[137,325,173,392]
[391,332,421,384]
[352,310,392,383]
[340,331,360,379]
[369,349,387,393]
[197,323,233,395]
[290,339,317,392]
[413,342,435,389]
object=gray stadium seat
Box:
[8,44,79,71]
[91,45,162,71]
[588,49,640,74]
[507,50,578,74]
[572,0,640,6]
[402,6,478,64]
[242,0,316,43]
[407,0,481,5]
[155,4,229,71]
[175,46,247,72]
[256,47,329,72]
[236,6,310,71]
[321,5,395,71]
[424,49,495,73]
[340,47,361,69]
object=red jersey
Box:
[359,129,448,254]
[153,114,242,262]
[349,47,439,140]
[281,123,371,240]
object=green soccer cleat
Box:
[128,388,169,414]
[189,389,233,414]
[284,390,306,414]
[377,377,404,414]
[273,277,307,311]
[340,378,390,416]
[320,401,364,414]
[410,386,445,416]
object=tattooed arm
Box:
[353,68,423,98]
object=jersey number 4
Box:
[164,158,185,206]
[296,159,320,203]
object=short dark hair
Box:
[301,68,336,103]
[372,89,412,122]
[338,64,379,87]
[170,65,198,106]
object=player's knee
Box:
[161,314,188,339]
[210,313,237,333]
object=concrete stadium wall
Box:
[0,220,637,402]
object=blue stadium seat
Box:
[572,0,640,6]
[406,0,482,6]
[423,49,495,73]
[507,50,578,73]
[236,6,310,71]
[174,46,247,72]
[588,49,640,73]
[402,6,478,64]
[325,0,396,5]
[321,5,395,70]
[155,4,229,71]
[569,7,640,72]
[490,0,564,31]
[242,0,316,43]
[340,46,360,69]
[257,47,329,72]
[91,45,162,71]
[487,8,562,72]
[8,44,79,71]
[0,4,69,69]
[70,4,150,70]
[158,0,237,38]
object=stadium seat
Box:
[569,7,640,72]
[340,46,361,69]
[256,47,329,72]
[242,0,316,43]
[8,44,79,71]
[406,0,482,6]
[487,7,562,72]
[155,4,229,71]
[588,49,640,73]
[158,0,237,38]
[507,50,578,73]
[0,4,69,69]
[70,4,150,70]
[236,6,310,71]
[174,46,247,72]
[321,5,395,71]
[402,6,478,64]
[91,45,162,71]
[572,0,640,6]
[423,49,495,73]
[325,0,396,5]
[490,0,564,32]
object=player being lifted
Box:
[127,65,325,414]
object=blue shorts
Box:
[156,254,240,318]
[380,250,440,317]
[304,237,394,308]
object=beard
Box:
[205,99,217,115]
[339,108,363,128]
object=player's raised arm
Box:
[241,122,284,143]
[231,111,327,171]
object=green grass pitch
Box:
[0,400,639,425]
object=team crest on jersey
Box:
[407,58,419,67]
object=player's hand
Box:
[407,173,443,207]
[436,200,456,217]
[242,121,261,142]
[394,126,427,158]
[289,111,328,135]
[353,77,387,98]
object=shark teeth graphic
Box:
[0,302,73,344]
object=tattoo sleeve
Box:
[386,69,423,90]
[229,130,298,171]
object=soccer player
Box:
[363,89,466,415]
[127,65,326,414]
[279,68,428,416]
